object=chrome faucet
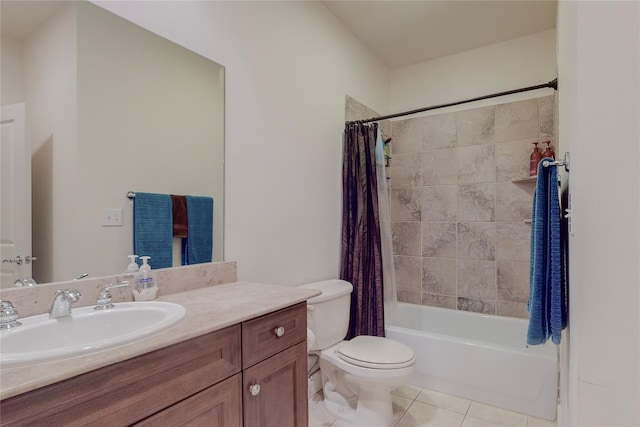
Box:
[49,289,81,319]
[94,281,130,310]
[0,301,22,329]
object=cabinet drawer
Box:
[242,302,306,368]
[135,373,242,427]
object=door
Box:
[243,341,308,427]
[1,103,31,287]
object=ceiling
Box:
[1,1,68,39]
[323,1,557,69]
[2,1,557,68]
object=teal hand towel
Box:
[133,192,173,269]
[181,195,213,265]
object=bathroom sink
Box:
[0,301,186,367]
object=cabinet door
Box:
[135,374,242,427]
[243,341,307,427]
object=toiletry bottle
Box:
[542,141,555,159]
[122,255,139,285]
[134,256,157,301]
[530,142,543,176]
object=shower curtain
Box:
[375,128,398,325]
[341,122,384,338]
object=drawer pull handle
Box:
[249,384,261,396]
[274,326,285,337]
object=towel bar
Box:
[542,152,570,172]
[127,191,136,199]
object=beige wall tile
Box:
[423,113,456,150]
[397,289,421,304]
[422,292,457,309]
[538,95,555,139]
[422,257,456,296]
[456,105,495,147]
[457,222,496,260]
[495,182,534,222]
[497,301,529,319]
[389,153,422,187]
[421,222,457,258]
[457,144,495,184]
[395,256,422,292]
[497,260,529,303]
[393,117,422,154]
[422,148,458,185]
[422,185,458,222]
[392,222,422,256]
[495,140,536,181]
[457,297,496,314]
[495,98,539,143]
[495,222,531,261]
[391,188,422,221]
[458,183,495,222]
[457,259,496,300]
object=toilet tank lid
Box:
[300,280,353,304]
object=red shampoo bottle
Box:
[530,142,542,176]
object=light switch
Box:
[101,208,123,226]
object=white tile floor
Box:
[309,385,557,427]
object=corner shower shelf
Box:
[511,176,537,184]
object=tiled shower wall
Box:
[389,96,555,318]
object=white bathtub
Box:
[385,302,557,420]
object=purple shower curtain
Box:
[340,122,385,338]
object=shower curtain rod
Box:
[346,78,558,125]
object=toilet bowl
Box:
[301,280,416,427]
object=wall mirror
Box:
[0,0,225,288]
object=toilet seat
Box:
[337,336,415,369]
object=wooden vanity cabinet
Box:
[0,302,308,427]
[135,373,243,426]
[0,325,241,427]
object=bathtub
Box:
[385,302,557,420]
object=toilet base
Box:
[323,380,395,427]
[318,342,414,427]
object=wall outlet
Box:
[101,208,123,226]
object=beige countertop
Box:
[0,281,320,400]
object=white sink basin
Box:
[0,301,185,367]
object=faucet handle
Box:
[0,301,22,329]
[56,288,81,303]
[95,281,130,310]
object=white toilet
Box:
[302,279,415,427]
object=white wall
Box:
[92,1,389,285]
[22,4,78,283]
[558,2,640,425]
[0,35,24,106]
[390,29,557,114]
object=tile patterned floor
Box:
[309,385,557,427]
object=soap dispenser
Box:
[133,256,157,301]
[530,142,543,176]
[122,255,139,289]
[542,141,555,160]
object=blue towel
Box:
[133,192,173,269]
[527,159,567,345]
[181,195,213,265]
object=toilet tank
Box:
[300,280,353,350]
